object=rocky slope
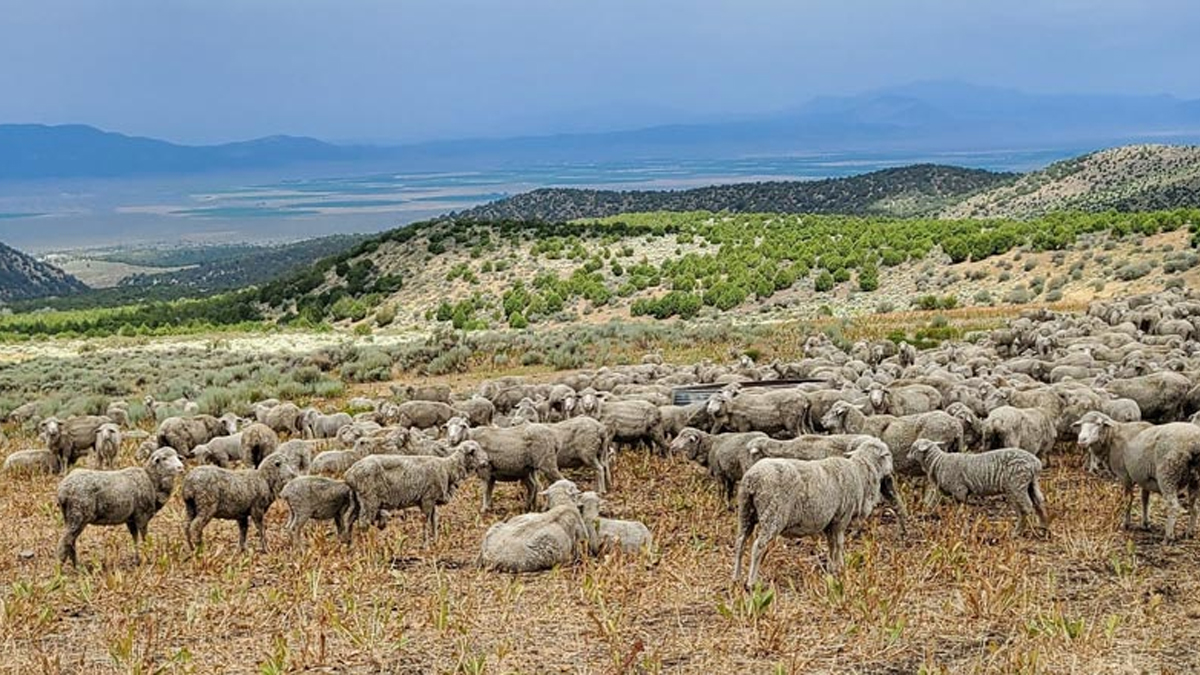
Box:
[0,241,87,301]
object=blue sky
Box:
[2,0,1197,144]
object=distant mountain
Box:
[0,241,87,301]
[5,83,1200,180]
[455,164,1015,221]
[0,124,382,180]
[942,144,1200,218]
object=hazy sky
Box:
[2,0,1197,144]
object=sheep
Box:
[56,447,185,566]
[156,414,237,457]
[579,491,653,555]
[705,388,809,438]
[452,396,495,428]
[312,436,397,477]
[546,384,578,421]
[1107,423,1200,542]
[546,416,613,493]
[93,423,122,470]
[3,449,60,475]
[391,383,452,403]
[274,439,321,474]
[263,402,304,436]
[301,410,354,440]
[1100,372,1192,423]
[40,415,112,474]
[1073,411,1152,476]
[820,400,964,475]
[982,406,1057,459]
[658,402,706,441]
[865,382,942,417]
[280,476,355,547]
[192,433,246,468]
[394,400,456,431]
[461,422,564,512]
[599,399,668,454]
[908,440,1049,534]
[669,427,767,504]
[344,441,487,545]
[134,440,158,462]
[182,451,299,552]
[478,479,596,573]
[732,438,895,585]
[235,422,279,467]
[105,401,130,428]
[336,420,382,447]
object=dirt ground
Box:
[2,426,1200,674]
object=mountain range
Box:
[4,82,1200,180]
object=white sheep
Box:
[281,476,355,547]
[579,491,653,555]
[478,479,596,573]
[93,423,122,470]
[181,451,298,552]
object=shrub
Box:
[1116,261,1153,281]
[814,271,835,292]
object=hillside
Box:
[0,241,87,301]
[254,208,1199,336]
[942,145,1200,218]
[456,164,1014,221]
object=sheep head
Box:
[906,439,942,467]
[1073,411,1115,447]
[146,446,185,476]
[445,417,470,446]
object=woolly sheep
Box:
[3,449,60,475]
[866,382,942,417]
[669,427,767,504]
[453,420,564,512]
[705,388,809,438]
[579,491,653,555]
[263,402,304,436]
[478,479,596,573]
[1106,422,1200,542]
[56,447,185,566]
[908,440,1049,534]
[280,476,355,547]
[344,441,487,545]
[546,416,613,493]
[452,396,495,428]
[40,415,112,474]
[192,433,245,468]
[982,406,1057,459]
[93,423,122,470]
[275,439,322,474]
[732,438,895,585]
[105,401,130,428]
[312,435,399,477]
[156,414,237,456]
[301,410,353,440]
[182,451,298,552]
[821,400,964,475]
[599,399,668,454]
[394,400,456,431]
[1073,411,1152,476]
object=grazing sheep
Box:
[263,402,304,436]
[182,451,298,552]
[238,422,280,467]
[192,433,245,468]
[732,439,895,585]
[93,423,122,470]
[457,421,564,512]
[301,410,354,440]
[274,439,321,474]
[312,436,396,477]
[344,441,487,545]
[394,400,456,431]
[40,415,112,474]
[56,447,185,566]
[452,396,496,428]
[134,440,158,462]
[658,402,706,441]
[599,399,669,454]
[546,416,613,493]
[392,383,452,403]
[1108,423,1200,542]
[3,449,60,475]
[982,406,1057,459]
[156,414,237,456]
[579,491,653,555]
[705,388,809,438]
[280,476,355,547]
[820,401,964,475]
[908,440,1049,534]
[478,479,596,573]
[336,421,382,447]
[669,427,767,504]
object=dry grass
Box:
[3,422,1200,673]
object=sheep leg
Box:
[1030,480,1050,532]
[287,512,305,549]
[237,516,251,552]
[825,527,847,574]
[922,482,942,510]
[1161,489,1182,543]
[521,475,540,512]
[1008,488,1035,536]
[1140,488,1152,531]
[125,521,142,565]
[881,476,909,536]
[253,513,268,553]
[1188,483,1200,539]
[422,501,438,546]
[651,428,669,456]
[1121,485,1135,530]
[186,510,214,551]
[58,521,84,567]
[593,457,607,494]
[481,479,495,513]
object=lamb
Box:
[1104,422,1200,542]
[3,449,60,475]
[732,438,895,586]
[312,436,399,477]
[40,415,112,474]
[820,400,964,475]
[599,399,668,454]
[579,491,653,555]
[344,441,487,545]
[669,427,767,503]
[192,434,245,468]
[301,410,354,440]
[156,414,237,456]
[907,440,1049,534]
[478,479,596,573]
[280,476,355,547]
[56,447,185,566]
[546,416,613,493]
[93,423,122,470]
[182,451,299,552]
[450,419,564,512]
[982,406,1057,459]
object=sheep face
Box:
[705,391,731,417]
[668,430,702,460]
[148,447,185,475]
[907,439,941,467]
[38,417,61,445]
[540,479,581,508]
[821,401,854,431]
[445,417,470,446]
[853,438,893,475]
[1074,412,1114,447]
[867,385,887,411]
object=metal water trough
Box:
[670,378,827,406]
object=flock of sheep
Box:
[9,288,1200,587]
